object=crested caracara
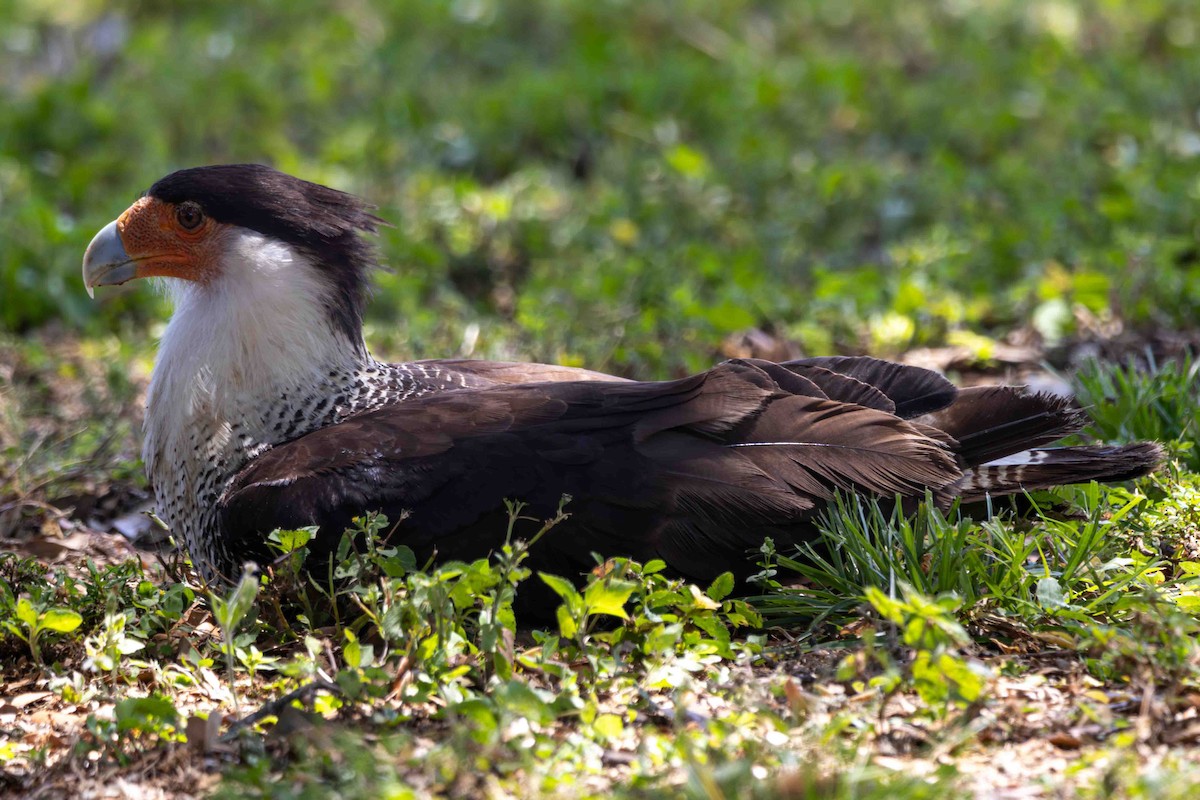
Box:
[82,164,1163,599]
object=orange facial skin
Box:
[113,196,223,284]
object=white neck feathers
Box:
[144,228,367,473]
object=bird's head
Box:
[82,164,383,344]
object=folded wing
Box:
[218,359,966,584]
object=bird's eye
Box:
[176,202,205,231]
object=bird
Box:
[81,164,1163,604]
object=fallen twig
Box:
[219,678,342,741]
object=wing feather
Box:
[218,359,964,585]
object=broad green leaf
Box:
[15,598,37,627]
[646,590,684,608]
[40,608,82,633]
[272,527,314,553]
[582,578,637,619]
[706,572,735,602]
[863,586,903,624]
[692,614,730,647]
[539,572,581,605]
[380,545,417,576]
[344,638,363,669]
[555,604,578,639]
[1175,594,1200,613]
[1037,577,1067,610]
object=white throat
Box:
[142,228,369,563]
[150,229,363,410]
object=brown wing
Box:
[787,356,958,418]
[218,359,961,586]
[911,386,1085,466]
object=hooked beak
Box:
[82,220,138,299]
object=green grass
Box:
[755,483,1161,629]
[1073,353,1200,470]
[4,1,1200,374]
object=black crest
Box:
[149,164,383,346]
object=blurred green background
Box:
[3,0,1199,377]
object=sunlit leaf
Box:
[706,572,735,602]
[582,578,636,619]
[40,608,82,633]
